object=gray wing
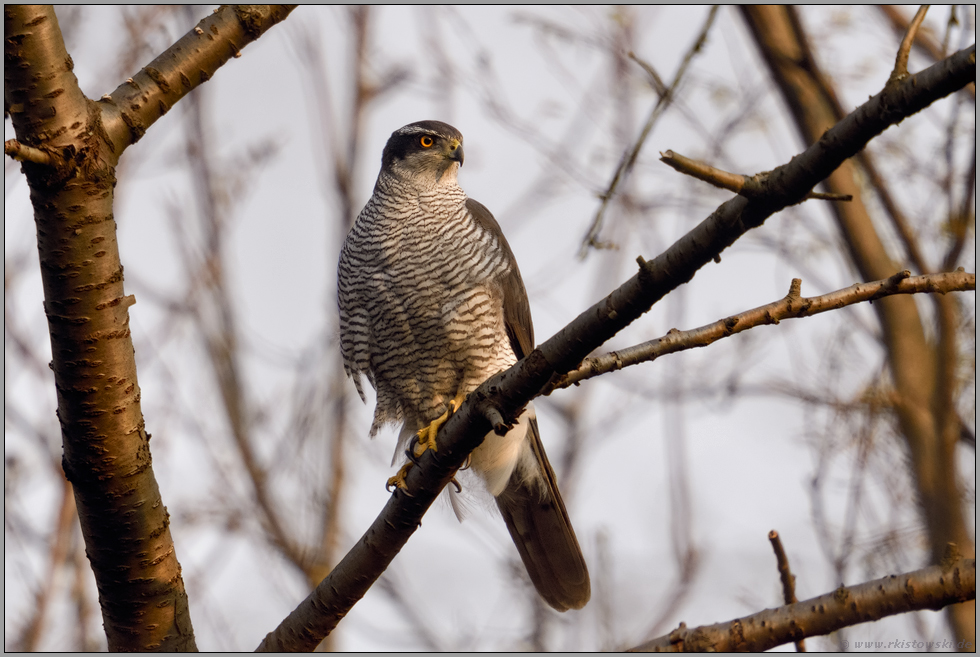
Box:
[466,198,590,611]
[465,198,534,359]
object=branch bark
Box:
[659,149,852,201]
[631,557,976,652]
[257,40,976,652]
[99,5,296,156]
[769,530,805,652]
[552,270,976,390]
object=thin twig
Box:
[629,51,666,96]
[660,150,852,201]
[4,139,61,167]
[768,530,806,652]
[580,5,719,257]
[660,149,746,192]
[550,270,976,391]
[878,4,975,98]
[889,5,931,84]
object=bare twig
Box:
[580,6,719,256]
[768,530,805,652]
[660,150,852,201]
[659,149,746,193]
[551,270,975,391]
[629,51,666,96]
[879,5,975,97]
[4,139,61,167]
[630,557,975,652]
[768,530,798,606]
[889,5,931,84]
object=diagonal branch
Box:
[631,557,976,652]
[99,5,296,157]
[257,44,976,652]
[551,270,976,390]
[659,149,852,201]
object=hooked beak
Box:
[446,138,464,166]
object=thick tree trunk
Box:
[4,6,196,651]
[6,4,295,649]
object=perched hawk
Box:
[338,120,590,611]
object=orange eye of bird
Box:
[420,136,434,148]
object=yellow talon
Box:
[412,395,465,458]
[387,394,466,493]
[386,462,414,491]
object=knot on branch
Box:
[886,269,912,286]
[787,278,802,299]
[941,543,963,572]
[636,254,658,288]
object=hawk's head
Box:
[381,120,464,186]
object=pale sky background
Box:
[5,6,975,651]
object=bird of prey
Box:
[338,120,590,611]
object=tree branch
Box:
[889,5,931,84]
[659,149,852,201]
[630,557,976,652]
[4,138,63,167]
[550,270,975,390]
[100,5,296,156]
[768,530,805,652]
[257,43,976,652]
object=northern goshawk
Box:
[338,120,590,611]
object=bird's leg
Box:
[386,466,410,492]
[386,450,419,492]
[386,394,466,492]
[413,393,466,457]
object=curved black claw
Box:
[450,476,463,493]
[386,461,414,492]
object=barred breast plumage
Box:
[338,120,590,611]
